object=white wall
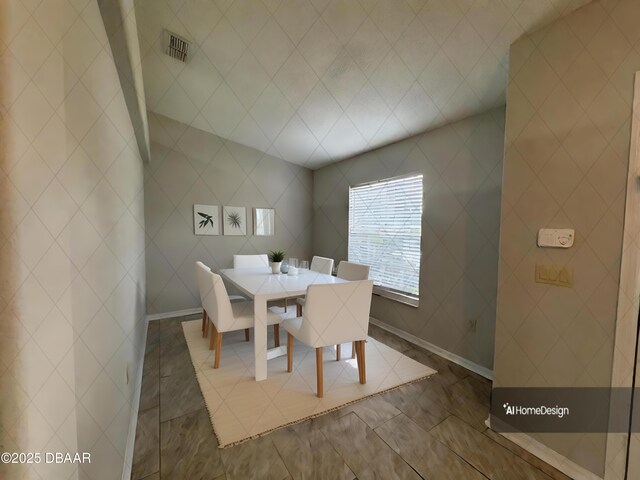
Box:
[0,1,146,478]
[313,108,505,370]
[144,112,313,314]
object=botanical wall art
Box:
[254,208,275,236]
[223,206,247,236]
[193,204,219,235]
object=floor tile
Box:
[483,429,573,480]
[131,407,159,480]
[341,394,401,429]
[159,373,205,422]
[430,416,552,480]
[139,371,160,413]
[383,380,450,432]
[375,414,486,479]
[220,436,290,480]
[160,408,224,479]
[320,412,421,480]
[271,420,355,480]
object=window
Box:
[348,174,423,301]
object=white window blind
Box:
[348,174,423,297]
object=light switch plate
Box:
[537,229,574,248]
[535,264,573,287]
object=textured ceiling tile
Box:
[297,17,342,76]
[249,18,295,77]
[272,114,320,165]
[137,0,590,167]
[441,17,488,77]
[176,52,222,106]
[273,0,317,45]
[225,0,270,44]
[201,17,246,76]
[347,17,391,77]
[369,0,414,44]
[226,50,271,109]
[200,83,246,138]
[417,0,463,46]
[297,82,342,142]
[273,50,319,109]
[176,0,222,44]
[393,82,439,135]
[320,113,367,160]
[321,0,367,44]
[344,82,390,143]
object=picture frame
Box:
[223,206,247,236]
[253,208,275,236]
[193,204,219,235]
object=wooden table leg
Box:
[274,324,280,347]
[336,344,341,361]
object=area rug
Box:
[182,319,437,448]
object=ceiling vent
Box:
[165,30,190,63]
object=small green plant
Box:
[268,250,285,263]
[227,211,242,228]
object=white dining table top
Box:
[219,267,348,300]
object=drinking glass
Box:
[300,260,309,271]
[288,258,298,275]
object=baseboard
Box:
[369,317,494,380]
[121,317,149,480]
[146,307,202,321]
[484,418,602,480]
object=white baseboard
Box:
[121,318,149,480]
[485,418,602,480]
[369,317,494,380]
[146,307,202,321]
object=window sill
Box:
[372,286,419,308]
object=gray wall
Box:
[493,2,640,476]
[144,113,313,314]
[313,108,505,370]
[0,1,147,478]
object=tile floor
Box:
[131,317,571,480]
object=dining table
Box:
[219,267,348,381]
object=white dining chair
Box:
[336,261,370,281]
[294,256,335,315]
[232,254,285,346]
[198,263,282,368]
[233,254,269,268]
[282,280,374,397]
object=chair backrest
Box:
[302,280,374,348]
[233,254,269,268]
[310,256,334,275]
[195,262,234,330]
[336,261,370,281]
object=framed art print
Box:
[194,204,219,235]
[223,206,247,236]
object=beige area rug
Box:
[182,319,437,448]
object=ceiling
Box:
[134,0,591,169]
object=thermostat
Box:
[537,229,574,248]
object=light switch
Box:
[537,229,574,248]
[535,264,573,287]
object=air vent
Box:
[165,30,190,63]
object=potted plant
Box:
[268,250,285,274]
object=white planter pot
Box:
[271,262,282,274]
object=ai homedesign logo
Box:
[503,403,570,419]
